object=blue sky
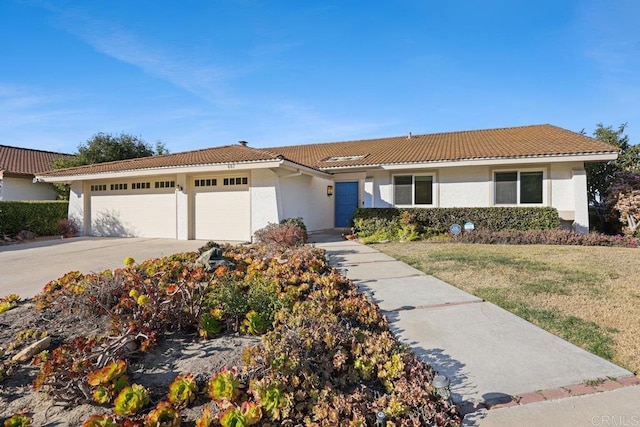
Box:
[1,0,639,154]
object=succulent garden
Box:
[0,222,459,426]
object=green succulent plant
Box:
[113,384,149,416]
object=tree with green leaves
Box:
[53,133,168,199]
[585,123,640,232]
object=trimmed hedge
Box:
[451,229,638,247]
[0,201,69,236]
[353,207,561,233]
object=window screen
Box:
[394,176,412,205]
[495,172,517,204]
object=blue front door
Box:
[335,182,359,227]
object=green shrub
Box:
[353,206,560,235]
[353,217,400,243]
[0,201,69,236]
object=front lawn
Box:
[376,242,640,374]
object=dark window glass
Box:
[520,172,543,204]
[242,177,248,185]
[415,176,433,205]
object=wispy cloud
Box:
[49,6,239,107]
[0,84,71,127]
[578,1,640,79]
[0,83,89,151]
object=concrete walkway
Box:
[310,231,640,426]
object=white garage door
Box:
[89,180,176,238]
[194,176,250,241]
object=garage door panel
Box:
[194,190,250,241]
[90,194,176,238]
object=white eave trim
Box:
[279,160,332,178]
[35,158,332,183]
[372,152,619,170]
[35,159,286,183]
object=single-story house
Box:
[0,145,73,201]
[35,124,618,240]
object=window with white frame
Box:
[494,170,544,205]
[393,175,434,206]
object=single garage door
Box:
[193,176,251,241]
[89,180,177,238]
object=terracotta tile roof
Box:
[35,124,619,179]
[0,145,73,176]
[265,124,619,169]
[38,144,283,177]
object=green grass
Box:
[519,279,571,295]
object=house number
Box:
[227,164,235,169]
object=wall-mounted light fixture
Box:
[327,185,334,196]
[175,184,183,192]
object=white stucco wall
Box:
[279,174,334,231]
[68,181,85,235]
[572,168,589,233]
[549,163,576,216]
[366,171,393,207]
[250,169,281,237]
[1,176,58,201]
[175,173,189,240]
[439,166,490,207]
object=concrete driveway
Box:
[0,237,207,299]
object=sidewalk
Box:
[310,231,640,426]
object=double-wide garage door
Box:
[193,176,250,241]
[87,176,251,241]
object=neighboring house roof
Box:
[265,124,619,170]
[36,124,619,179]
[0,145,73,176]
[38,144,284,178]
